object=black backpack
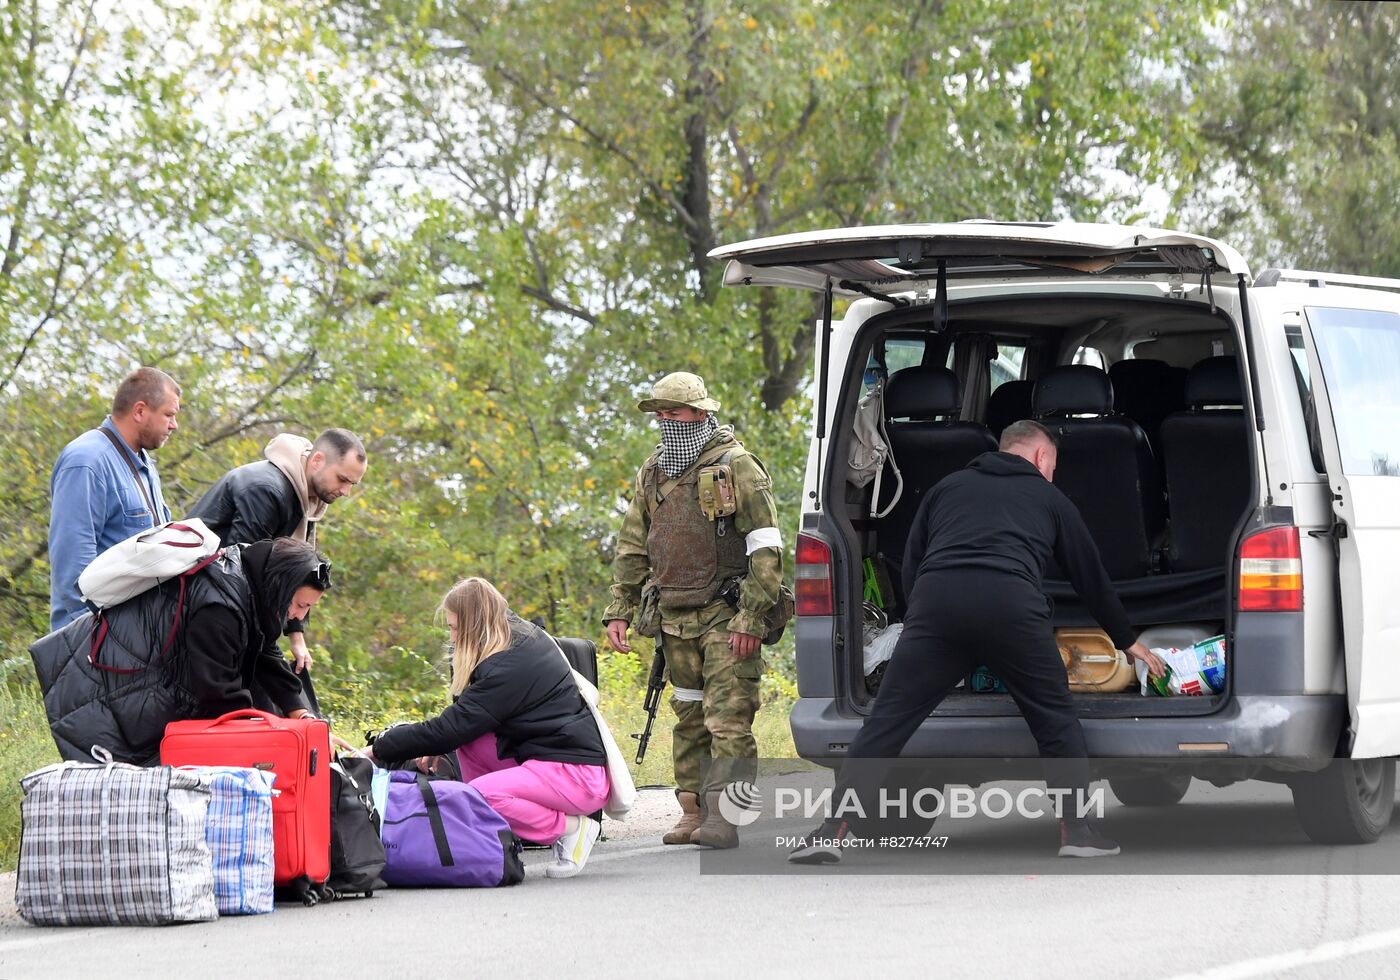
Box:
[326,755,387,899]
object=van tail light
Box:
[795,533,834,617]
[1238,526,1303,612]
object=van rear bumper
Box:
[790,694,1347,765]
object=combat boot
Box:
[689,790,739,849]
[663,790,704,845]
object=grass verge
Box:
[1,657,59,870]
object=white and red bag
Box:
[78,518,220,609]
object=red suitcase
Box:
[161,709,331,887]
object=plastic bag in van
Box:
[1136,635,1228,696]
[864,622,904,677]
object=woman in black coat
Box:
[32,536,331,765]
[365,577,610,879]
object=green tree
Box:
[1194,1,1400,276]
[0,0,218,630]
[342,0,1221,413]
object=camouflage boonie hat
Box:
[637,371,721,413]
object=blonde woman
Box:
[365,578,609,878]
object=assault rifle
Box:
[632,640,667,764]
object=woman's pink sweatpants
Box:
[456,733,610,844]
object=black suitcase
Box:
[554,636,599,686]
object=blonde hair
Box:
[439,577,512,696]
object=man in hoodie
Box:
[187,428,367,672]
[603,372,787,849]
[788,420,1166,864]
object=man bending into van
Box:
[789,420,1165,863]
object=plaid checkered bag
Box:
[190,767,276,915]
[16,760,217,925]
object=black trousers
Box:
[837,569,1090,826]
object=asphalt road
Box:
[3,785,1400,979]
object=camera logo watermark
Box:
[717,781,764,827]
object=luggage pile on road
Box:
[15,709,524,927]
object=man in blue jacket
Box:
[48,367,181,629]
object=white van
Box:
[710,222,1400,844]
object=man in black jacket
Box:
[790,420,1166,864]
[188,428,367,673]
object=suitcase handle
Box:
[207,709,281,726]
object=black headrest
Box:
[1108,358,1172,388]
[885,365,960,420]
[986,380,1034,436]
[1033,365,1114,418]
[1184,356,1242,408]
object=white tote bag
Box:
[847,381,903,518]
[551,640,637,820]
[78,518,221,610]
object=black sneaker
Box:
[787,820,849,865]
[1058,819,1120,858]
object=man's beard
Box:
[140,426,171,451]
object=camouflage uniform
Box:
[603,381,784,797]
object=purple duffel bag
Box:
[379,770,525,887]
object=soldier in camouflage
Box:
[604,372,785,849]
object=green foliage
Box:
[0,655,59,870]
[1191,2,1400,276]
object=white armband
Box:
[744,526,783,555]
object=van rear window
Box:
[1306,306,1400,477]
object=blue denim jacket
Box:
[48,417,171,629]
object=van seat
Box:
[1107,357,1186,453]
[1034,364,1164,579]
[1160,356,1252,572]
[986,379,1034,439]
[878,366,997,591]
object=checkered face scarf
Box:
[657,415,718,478]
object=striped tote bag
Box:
[16,761,216,925]
[193,767,277,915]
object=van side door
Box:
[1297,301,1400,757]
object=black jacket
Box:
[372,618,606,768]
[188,460,311,635]
[904,451,1136,649]
[29,547,308,765]
[188,460,306,548]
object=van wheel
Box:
[1108,771,1192,807]
[1290,759,1396,845]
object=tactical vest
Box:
[643,444,749,609]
